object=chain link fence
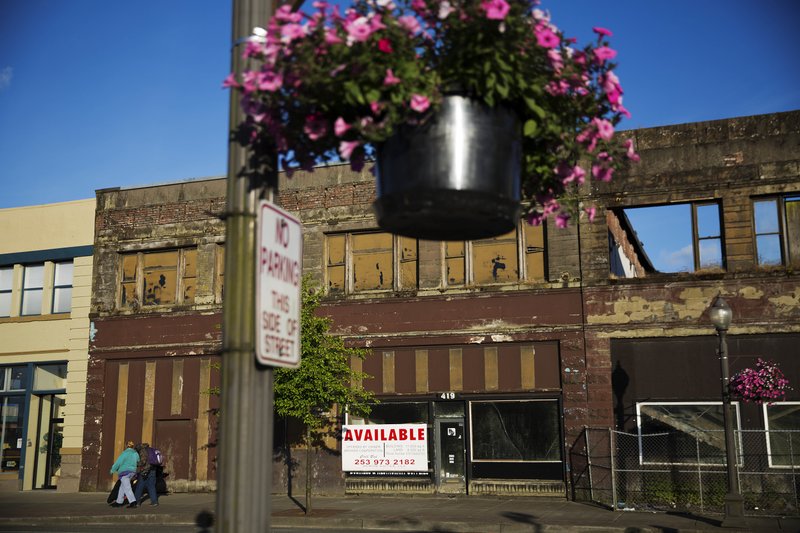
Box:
[571,427,800,516]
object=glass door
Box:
[435,418,466,493]
[32,394,64,489]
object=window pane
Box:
[121,282,137,307]
[0,292,10,318]
[121,255,138,282]
[183,249,197,279]
[624,204,693,273]
[143,269,177,305]
[53,262,73,286]
[638,403,738,465]
[696,204,720,239]
[23,264,44,289]
[52,287,72,314]
[0,267,12,290]
[471,400,561,461]
[756,234,782,265]
[698,238,722,269]
[328,265,345,294]
[524,224,545,281]
[33,364,67,391]
[143,251,178,269]
[0,396,26,472]
[8,366,28,390]
[352,233,393,291]
[446,258,465,285]
[472,230,518,284]
[327,235,345,266]
[766,403,800,467]
[786,197,800,266]
[21,288,42,315]
[754,199,779,234]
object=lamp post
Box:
[708,296,746,527]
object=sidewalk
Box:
[0,490,798,532]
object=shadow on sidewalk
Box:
[501,511,543,533]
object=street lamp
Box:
[709,296,746,527]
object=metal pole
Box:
[215,0,276,531]
[717,328,746,527]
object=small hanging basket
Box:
[374,95,522,241]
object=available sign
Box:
[342,424,428,472]
[256,200,303,368]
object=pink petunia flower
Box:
[378,38,393,54]
[383,68,401,86]
[304,114,328,141]
[584,206,597,222]
[555,213,570,228]
[592,26,613,37]
[593,46,617,62]
[438,0,455,19]
[325,28,343,44]
[344,16,373,45]
[623,139,640,162]
[534,24,560,49]
[591,164,614,182]
[410,94,430,113]
[592,118,615,141]
[334,117,351,137]
[370,101,383,115]
[339,140,360,159]
[481,0,510,20]
[222,73,240,89]
[398,15,421,34]
[257,71,283,92]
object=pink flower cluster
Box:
[730,359,792,405]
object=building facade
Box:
[78,110,800,498]
[0,199,95,491]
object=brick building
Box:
[79,110,800,498]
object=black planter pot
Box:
[374,95,522,241]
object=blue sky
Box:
[1,1,799,269]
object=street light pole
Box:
[216,0,276,531]
[709,296,746,528]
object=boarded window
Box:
[523,224,545,281]
[472,229,518,284]
[325,232,418,294]
[327,234,346,294]
[120,248,198,308]
[445,242,466,286]
[353,233,393,291]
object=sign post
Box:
[256,201,302,368]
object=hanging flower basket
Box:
[374,94,521,240]
[226,0,638,237]
[730,359,791,405]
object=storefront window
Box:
[0,366,28,391]
[470,400,561,462]
[764,402,800,468]
[0,396,25,471]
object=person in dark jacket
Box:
[109,441,138,508]
[132,442,159,507]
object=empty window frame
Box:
[326,232,417,294]
[0,267,11,318]
[119,248,197,308]
[470,399,561,462]
[622,202,723,273]
[753,195,800,267]
[636,402,741,466]
[763,402,800,468]
[445,223,545,286]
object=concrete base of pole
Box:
[720,492,746,528]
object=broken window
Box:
[470,400,561,462]
[325,232,418,294]
[613,202,723,275]
[764,402,800,468]
[119,248,197,308]
[754,195,800,267]
[636,402,741,466]
[445,223,545,286]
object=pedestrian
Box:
[109,441,138,508]
[132,442,159,507]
